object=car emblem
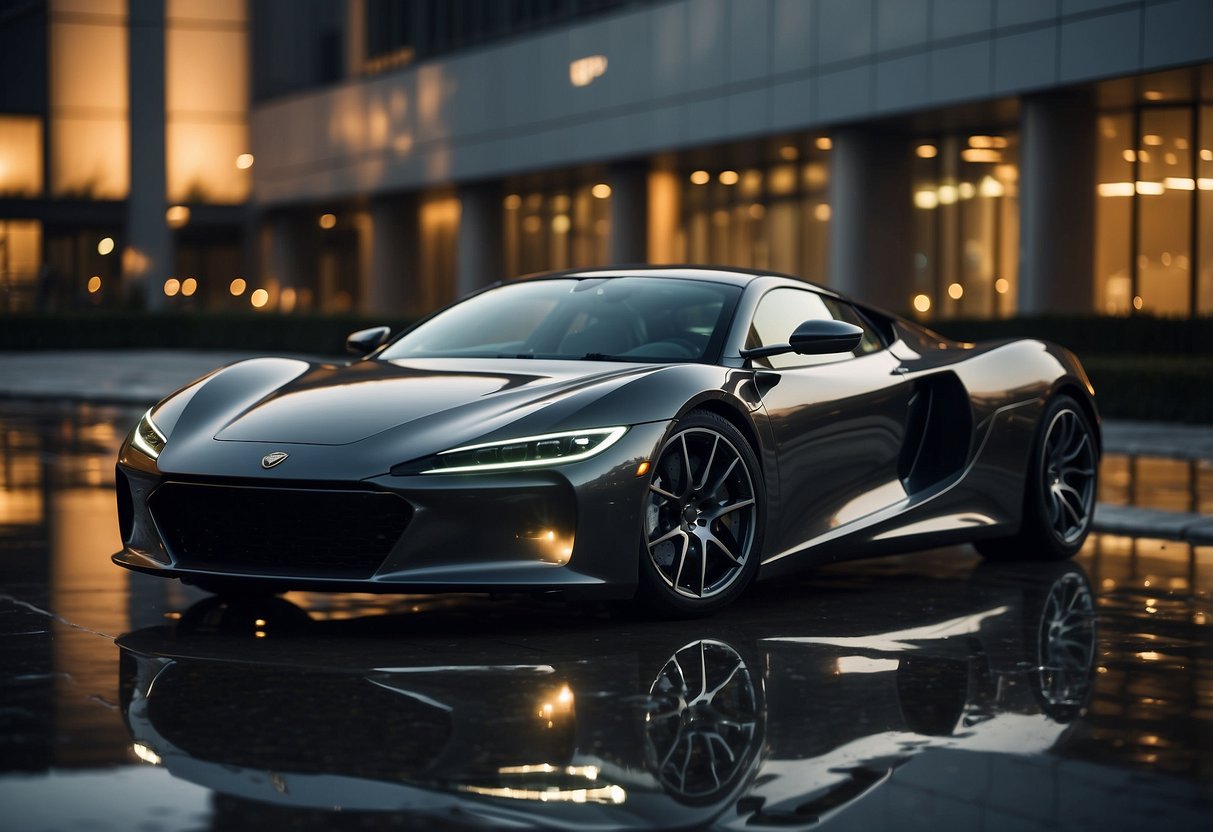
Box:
[261,451,289,469]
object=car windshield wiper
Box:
[578,353,627,361]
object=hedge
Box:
[0,312,414,354]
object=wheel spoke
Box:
[1059,433,1090,465]
[707,457,740,499]
[708,497,755,521]
[672,533,690,591]
[650,482,678,501]
[650,526,686,547]
[696,434,720,492]
[679,433,693,496]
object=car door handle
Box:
[891,366,910,375]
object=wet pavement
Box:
[0,402,1210,831]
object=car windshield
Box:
[380,277,742,363]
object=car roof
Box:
[513,264,843,297]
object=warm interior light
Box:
[914,189,939,209]
[916,144,938,159]
[1133,295,1144,310]
[250,288,269,308]
[958,182,976,200]
[778,145,798,160]
[1164,177,1195,190]
[913,294,931,313]
[235,153,254,169]
[937,184,959,204]
[229,277,246,296]
[689,170,710,185]
[165,205,190,229]
[815,136,832,150]
[995,278,1009,294]
[1135,181,1164,195]
[961,148,1001,163]
[814,203,831,222]
[504,194,521,210]
[591,183,611,199]
[163,278,180,297]
[948,282,964,300]
[719,170,739,185]
[87,275,101,293]
[181,277,197,297]
[319,213,337,229]
[97,237,115,256]
[551,214,571,233]
[1098,182,1135,197]
[569,54,608,87]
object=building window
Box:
[166,0,251,204]
[0,221,44,312]
[0,116,43,198]
[1095,66,1213,316]
[912,133,1019,320]
[503,183,610,278]
[49,0,129,199]
[678,139,831,282]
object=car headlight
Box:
[422,426,627,474]
[129,408,167,460]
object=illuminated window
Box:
[1094,67,1212,316]
[912,134,1019,319]
[166,0,250,203]
[50,1,129,198]
[503,184,609,278]
[0,117,43,197]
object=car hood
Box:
[150,356,737,480]
[211,358,652,445]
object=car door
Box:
[745,288,912,556]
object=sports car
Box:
[113,266,1100,615]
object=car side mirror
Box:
[789,319,864,355]
[740,318,864,360]
[345,326,391,355]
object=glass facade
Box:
[676,140,832,283]
[1094,67,1213,316]
[912,133,1020,320]
[503,182,611,278]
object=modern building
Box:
[2,0,1211,321]
[0,0,250,312]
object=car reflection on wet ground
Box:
[0,402,1210,831]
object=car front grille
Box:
[149,482,411,578]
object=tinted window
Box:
[744,288,883,369]
[381,277,742,363]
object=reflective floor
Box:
[1,403,1210,831]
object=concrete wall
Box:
[250,0,1213,206]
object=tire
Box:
[636,411,765,617]
[977,395,1098,562]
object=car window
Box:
[381,277,741,363]
[744,288,883,369]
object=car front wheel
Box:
[637,411,765,617]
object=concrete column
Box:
[1018,90,1096,315]
[609,161,649,264]
[364,195,418,315]
[455,182,502,298]
[126,0,171,310]
[827,128,914,310]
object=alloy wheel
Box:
[1041,408,1096,545]
[645,427,758,599]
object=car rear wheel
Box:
[978,395,1098,561]
[637,412,764,616]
